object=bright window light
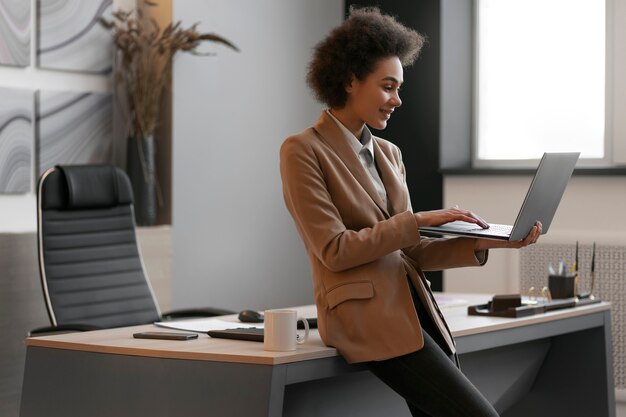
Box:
[476,0,605,161]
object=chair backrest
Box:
[37,165,161,328]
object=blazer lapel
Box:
[373,138,407,216]
[313,112,389,216]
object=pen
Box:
[574,240,578,272]
[589,242,596,299]
[591,241,596,274]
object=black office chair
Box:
[30,164,233,335]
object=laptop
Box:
[419,152,579,241]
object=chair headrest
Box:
[40,165,133,210]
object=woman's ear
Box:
[345,73,357,93]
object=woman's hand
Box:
[474,221,542,251]
[414,207,489,229]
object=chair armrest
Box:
[160,307,236,320]
[27,324,101,337]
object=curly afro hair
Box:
[307,6,426,108]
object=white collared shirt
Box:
[326,110,389,211]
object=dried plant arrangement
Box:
[101,2,239,140]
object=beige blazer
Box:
[280,111,485,363]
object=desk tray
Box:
[468,297,602,318]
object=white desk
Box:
[20,294,615,417]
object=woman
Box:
[279,7,541,417]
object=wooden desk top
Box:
[25,294,610,365]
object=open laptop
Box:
[419,152,579,241]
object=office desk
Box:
[20,294,615,417]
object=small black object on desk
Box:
[238,310,317,329]
[469,294,537,318]
[238,309,264,323]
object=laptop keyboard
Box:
[474,224,513,235]
[445,221,512,235]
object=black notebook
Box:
[207,318,318,342]
[208,328,264,342]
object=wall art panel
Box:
[37,90,112,175]
[38,0,112,73]
[0,0,31,66]
[0,87,32,193]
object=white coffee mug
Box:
[263,309,309,352]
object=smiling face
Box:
[343,56,404,132]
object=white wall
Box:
[171,0,343,311]
[443,175,626,293]
[611,0,626,164]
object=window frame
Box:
[471,0,616,169]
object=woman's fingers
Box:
[416,207,490,228]
[449,207,489,228]
[470,211,489,229]
[474,221,543,251]
[514,221,543,248]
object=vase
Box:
[126,135,157,226]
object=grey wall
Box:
[0,229,171,417]
[440,0,473,169]
[171,0,344,311]
[0,233,46,417]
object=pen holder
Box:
[548,273,578,299]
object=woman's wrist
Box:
[474,239,493,251]
[474,249,488,265]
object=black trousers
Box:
[366,285,499,417]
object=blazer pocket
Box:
[326,281,374,310]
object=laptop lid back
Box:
[509,152,579,241]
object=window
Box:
[475,0,607,166]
